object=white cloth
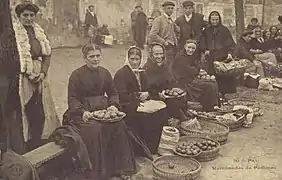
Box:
[185,14,193,23]
[137,100,166,113]
[163,13,173,23]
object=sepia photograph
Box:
[0,0,281,179]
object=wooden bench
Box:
[23,142,65,168]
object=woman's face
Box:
[19,10,36,26]
[152,45,164,64]
[210,14,220,26]
[85,49,101,69]
[128,54,141,69]
[270,27,278,34]
[254,29,262,38]
[184,42,197,55]
[265,31,271,39]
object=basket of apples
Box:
[89,107,126,123]
[162,88,186,99]
[197,69,216,81]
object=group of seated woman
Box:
[61,38,221,179]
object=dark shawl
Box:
[234,37,255,61]
[250,38,266,51]
[170,50,200,84]
[200,11,236,61]
[114,65,147,114]
[144,58,177,98]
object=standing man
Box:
[149,1,179,64]
[175,1,206,49]
[134,6,148,49]
[84,5,98,38]
[131,5,140,44]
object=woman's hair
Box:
[251,18,258,22]
[81,43,101,57]
[15,2,39,17]
[185,39,198,47]
[241,29,253,37]
[262,30,271,40]
[128,46,142,59]
[208,11,222,25]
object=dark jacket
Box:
[84,10,98,27]
[234,38,255,61]
[175,13,206,48]
[170,50,201,83]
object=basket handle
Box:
[185,173,193,180]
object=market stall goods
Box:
[153,155,201,180]
[180,118,229,145]
[89,108,126,123]
[176,136,220,162]
[163,88,186,98]
[197,69,216,81]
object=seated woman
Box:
[263,29,282,62]
[63,43,136,180]
[234,29,265,77]
[170,39,219,112]
[114,46,168,154]
[249,27,277,76]
[143,43,186,119]
[200,11,237,100]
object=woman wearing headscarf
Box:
[6,2,60,153]
[143,43,185,119]
[63,43,136,180]
[171,39,219,112]
[114,46,168,154]
[249,27,278,76]
[200,11,237,99]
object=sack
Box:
[213,59,249,76]
[137,100,166,113]
[158,126,180,156]
[244,74,260,89]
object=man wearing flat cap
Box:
[175,0,206,48]
[84,5,98,38]
[148,1,179,64]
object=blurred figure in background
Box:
[246,18,260,31]
[134,5,148,49]
[84,5,98,38]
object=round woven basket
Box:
[153,155,201,180]
[227,98,262,117]
[198,112,245,132]
[180,118,229,145]
[176,136,220,162]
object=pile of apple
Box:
[164,88,185,97]
[197,69,216,81]
[175,142,202,156]
[91,107,125,120]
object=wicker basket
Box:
[180,118,229,145]
[88,114,125,123]
[153,155,201,180]
[176,136,220,162]
[227,98,262,117]
[198,112,245,132]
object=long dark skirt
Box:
[74,120,137,180]
[5,83,45,153]
[216,75,237,95]
[125,108,168,154]
[182,78,219,112]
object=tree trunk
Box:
[0,0,20,151]
[234,0,245,40]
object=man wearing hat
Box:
[84,5,98,38]
[131,5,142,44]
[149,1,179,64]
[175,0,206,48]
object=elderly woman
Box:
[114,46,168,154]
[234,29,265,77]
[143,43,185,119]
[6,2,60,153]
[171,39,219,112]
[63,44,136,180]
[200,11,237,99]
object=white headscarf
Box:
[124,46,145,89]
[124,46,145,72]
